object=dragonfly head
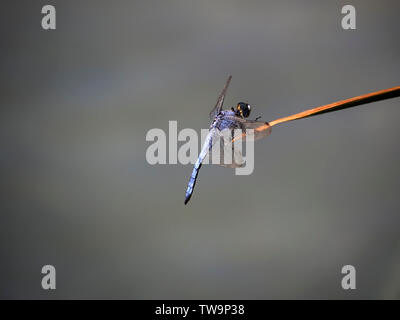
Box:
[235,102,251,118]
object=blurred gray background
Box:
[1,0,399,299]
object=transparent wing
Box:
[224,116,272,142]
[219,134,244,168]
[208,128,244,168]
[209,75,232,120]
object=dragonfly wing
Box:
[209,75,232,120]
[219,138,244,168]
[224,116,272,142]
[209,128,244,168]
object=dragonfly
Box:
[184,75,400,205]
[184,75,271,205]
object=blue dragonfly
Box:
[184,76,271,204]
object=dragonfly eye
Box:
[236,102,251,118]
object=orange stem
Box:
[269,86,400,127]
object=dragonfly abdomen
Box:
[184,159,202,205]
[184,136,212,205]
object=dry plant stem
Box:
[268,86,400,127]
